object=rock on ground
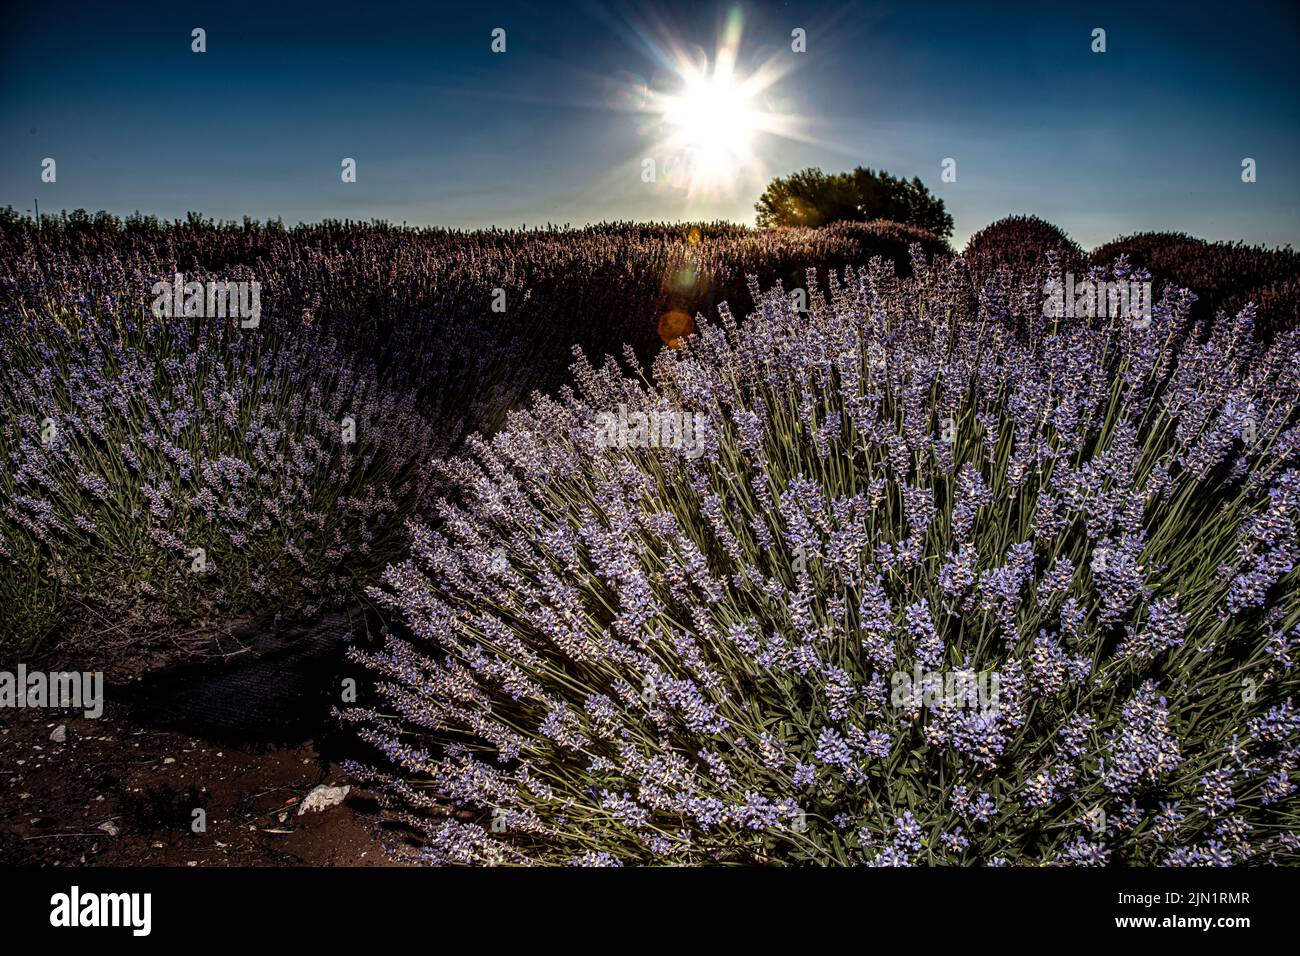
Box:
[298,784,351,815]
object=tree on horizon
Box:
[754,166,953,239]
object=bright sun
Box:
[631,10,802,198]
[660,67,762,183]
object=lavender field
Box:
[0,212,949,653]
[1,210,1297,868]
[6,5,1300,944]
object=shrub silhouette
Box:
[756,167,953,239]
[1092,231,1300,340]
[963,215,1086,290]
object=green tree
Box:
[755,166,953,239]
[752,168,860,228]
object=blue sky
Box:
[2,0,1297,249]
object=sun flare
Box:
[659,64,763,184]
[625,10,804,199]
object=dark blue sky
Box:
[2,0,1297,248]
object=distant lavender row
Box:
[1092,231,1300,341]
[348,248,1300,865]
[963,214,1300,341]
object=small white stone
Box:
[297,783,351,815]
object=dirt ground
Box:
[0,610,408,867]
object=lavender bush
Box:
[0,286,442,650]
[1091,231,1300,342]
[348,249,1300,865]
[964,214,1086,290]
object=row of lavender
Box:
[349,249,1300,865]
[966,214,1300,341]
[0,211,943,652]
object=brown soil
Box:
[0,611,406,867]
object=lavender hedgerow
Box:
[1090,230,1300,342]
[0,287,442,649]
[346,246,1299,865]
